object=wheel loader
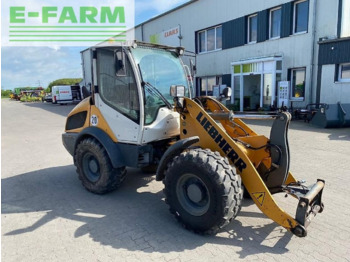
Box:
[62,41,325,237]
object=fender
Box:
[75,127,125,168]
[156,136,199,181]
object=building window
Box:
[207,28,215,51]
[270,7,281,39]
[291,68,306,100]
[198,76,222,96]
[338,63,350,81]
[197,26,222,53]
[248,14,258,43]
[216,26,222,49]
[341,0,350,37]
[198,31,206,53]
[293,0,309,34]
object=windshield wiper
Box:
[137,63,172,109]
[142,81,172,109]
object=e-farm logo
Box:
[4,0,135,46]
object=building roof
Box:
[136,0,198,27]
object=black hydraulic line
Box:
[209,98,226,112]
[232,138,268,151]
[232,123,250,137]
[193,97,204,108]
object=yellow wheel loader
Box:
[62,42,325,237]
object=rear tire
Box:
[74,138,126,194]
[163,148,242,234]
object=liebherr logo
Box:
[196,112,247,172]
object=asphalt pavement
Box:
[2,99,350,261]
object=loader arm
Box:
[177,97,324,237]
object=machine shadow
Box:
[2,165,291,256]
[23,101,76,117]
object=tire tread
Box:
[163,148,242,235]
[74,138,126,194]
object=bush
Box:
[1,90,13,98]
[226,103,240,112]
[20,95,43,102]
[20,96,27,102]
[47,78,82,90]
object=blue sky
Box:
[1,0,190,90]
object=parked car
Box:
[44,93,52,102]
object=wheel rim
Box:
[176,173,210,216]
[82,152,100,183]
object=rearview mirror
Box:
[170,85,185,97]
[115,49,126,76]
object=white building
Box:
[135,0,350,111]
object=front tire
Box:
[74,138,126,194]
[163,148,242,234]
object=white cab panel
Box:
[96,94,140,143]
[142,108,180,144]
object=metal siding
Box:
[195,31,198,53]
[334,63,339,82]
[318,39,350,65]
[222,17,246,49]
[338,0,343,37]
[222,74,231,87]
[281,2,293,38]
[222,20,235,49]
[257,10,268,43]
[305,0,310,33]
[233,17,247,47]
[316,65,322,104]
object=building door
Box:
[231,57,282,111]
[243,75,261,110]
[263,73,273,109]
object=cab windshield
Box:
[131,46,189,124]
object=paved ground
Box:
[2,98,350,262]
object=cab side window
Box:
[97,48,140,123]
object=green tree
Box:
[47,78,82,90]
[1,90,13,98]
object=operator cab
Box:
[92,42,192,144]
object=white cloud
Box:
[1,46,83,89]
[0,0,191,90]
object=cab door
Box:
[93,47,142,144]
